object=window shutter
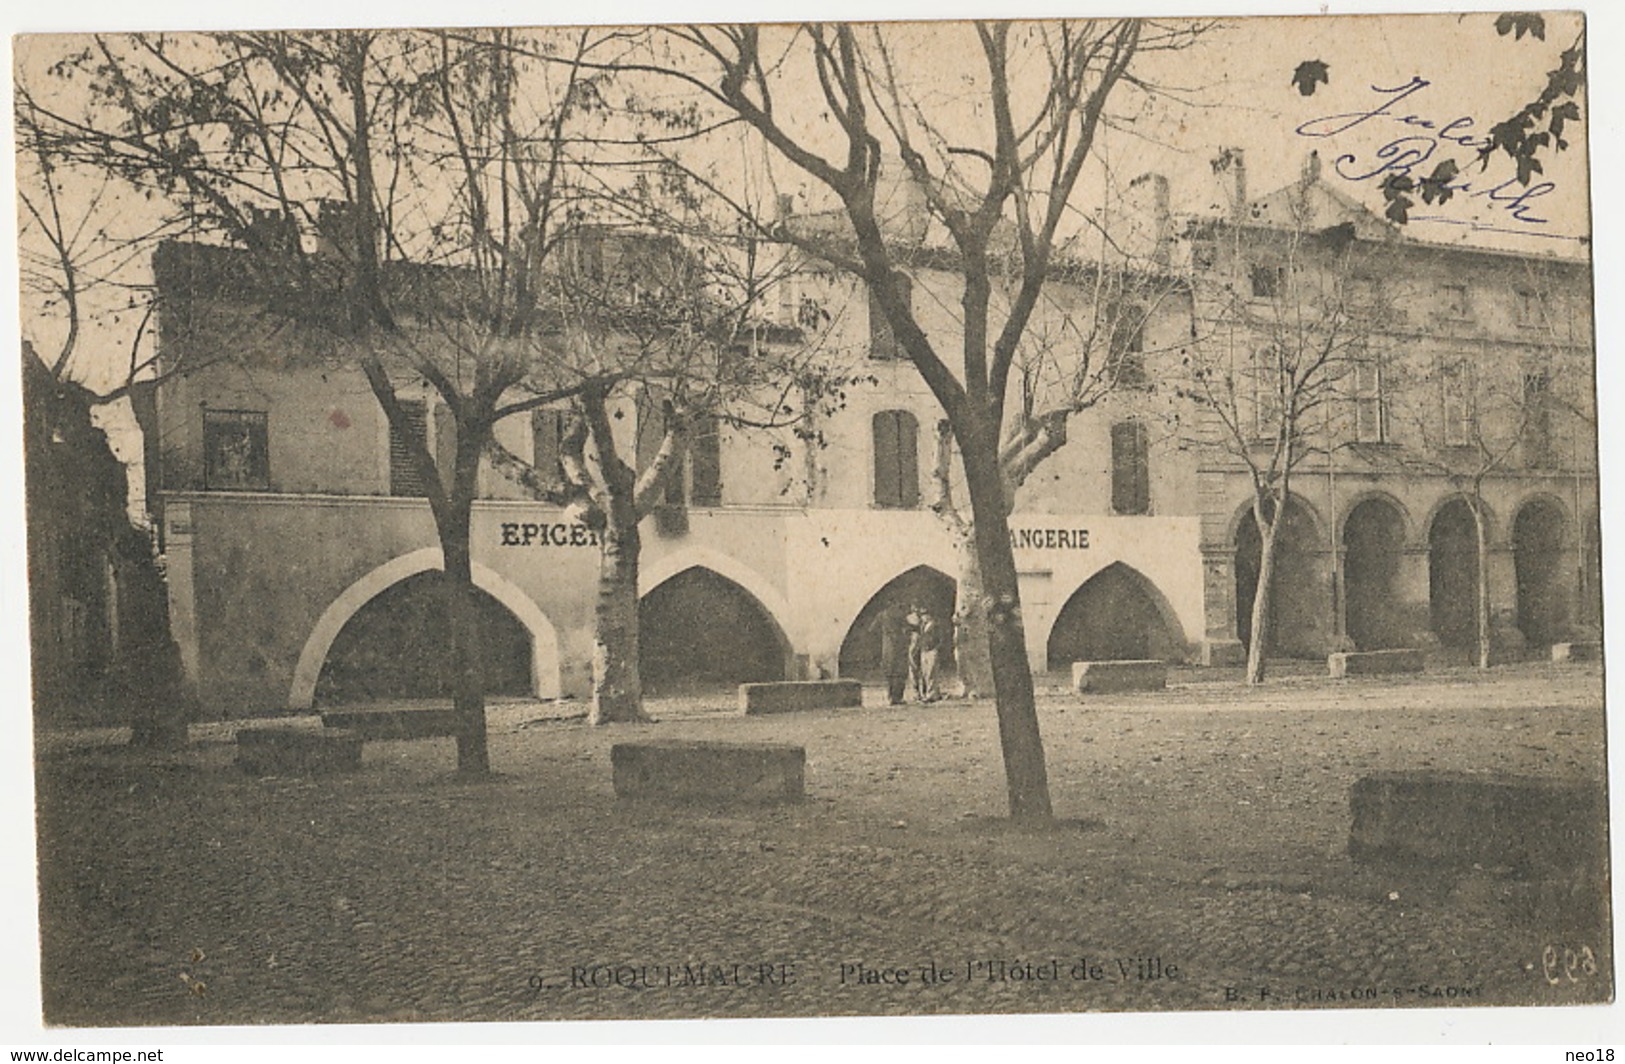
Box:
[433,404,458,493]
[895,410,919,508]
[873,410,900,506]
[868,275,913,360]
[690,415,722,507]
[1111,420,1150,515]
[873,409,919,508]
[389,399,428,497]
[531,409,564,483]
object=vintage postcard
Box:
[10,2,1614,1041]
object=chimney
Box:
[1126,172,1172,266]
[244,205,298,255]
[315,199,360,260]
[1212,148,1248,221]
[875,157,929,246]
[1302,149,1322,187]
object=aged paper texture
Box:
[10,0,1618,1042]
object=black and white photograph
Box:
[8,2,1615,1041]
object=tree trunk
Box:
[1471,496,1493,671]
[582,386,657,725]
[591,506,649,724]
[1246,497,1282,686]
[123,530,189,750]
[952,532,994,699]
[962,440,1052,821]
[440,511,490,775]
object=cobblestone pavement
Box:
[33,662,1611,1027]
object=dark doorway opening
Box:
[640,567,788,694]
[317,572,531,705]
[1514,499,1568,648]
[1047,563,1181,667]
[1343,498,1406,650]
[838,565,957,679]
[1429,498,1481,649]
[1234,499,1322,658]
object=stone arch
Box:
[290,547,562,710]
[1512,491,1575,541]
[1579,506,1603,633]
[639,547,795,641]
[1423,493,1498,550]
[1224,491,1326,550]
[1342,495,1409,650]
[1337,489,1414,546]
[1046,562,1185,668]
[1428,496,1484,650]
[639,565,794,692]
[837,564,958,679]
[1233,494,1326,658]
[1513,495,1570,648]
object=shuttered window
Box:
[1110,419,1150,515]
[1353,356,1387,443]
[388,399,429,497]
[1441,360,1475,447]
[869,275,913,360]
[689,415,723,507]
[202,409,270,490]
[532,408,566,484]
[1523,370,1554,468]
[1107,302,1147,388]
[637,392,689,532]
[1253,345,1283,439]
[872,409,920,509]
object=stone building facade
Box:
[146,158,1599,716]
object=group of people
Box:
[878,601,947,705]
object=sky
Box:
[1098,12,1590,252]
[11,10,1593,398]
[2,0,1623,1049]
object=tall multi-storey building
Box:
[146,155,1598,716]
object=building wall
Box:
[149,177,1600,712]
[161,489,1207,714]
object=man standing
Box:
[914,606,942,703]
[878,602,912,706]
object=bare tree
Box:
[923,248,1184,696]
[1177,183,1385,684]
[630,19,1203,820]
[22,27,657,772]
[1385,256,1594,669]
[485,226,856,723]
[16,90,208,749]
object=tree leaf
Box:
[1496,12,1547,41]
[1291,59,1330,96]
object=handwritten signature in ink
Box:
[1295,76,1557,226]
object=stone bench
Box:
[237,726,362,776]
[1349,770,1604,875]
[611,740,805,804]
[1327,648,1424,678]
[320,707,461,739]
[1552,642,1602,664]
[1071,660,1166,694]
[739,680,863,715]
